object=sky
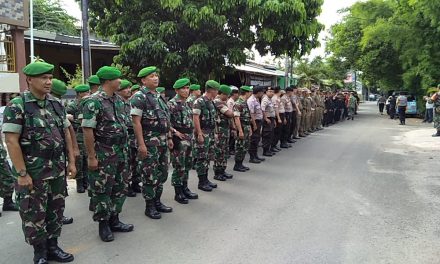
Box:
[60,0,360,60]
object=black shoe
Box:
[155,199,173,213]
[197,175,213,192]
[2,196,18,211]
[214,172,227,181]
[98,220,114,242]
[47,238,74,262]
[241,163,250,171]
[88,199,96,212]
[233,162,247,172]
[249,157,261,164]
[33,242,48,264]
[280,143,289,148]
[182,181,198,199]
[207,180,218,188]
[131,182,142,193]
[109,214,134,232]
[76,180,85,193]
[256,155,265,162]
[293,136,300,139]
[287,139,295,143]
[174,186,189,204]
[299,134,306,137]
[62,216,73,225]
[263,151,273,157]
[432,132,440,137]
[223,171,233,179]
[126,185,137,197]
[145,200,162,219]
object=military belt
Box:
[95,135,127,145]
[175,127,193,134]
[22,146,64,160]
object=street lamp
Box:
[30,0,34,62]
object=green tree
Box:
[33,0,79,35]
[87,0,324,87]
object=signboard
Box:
[0,0,29,28]
[0,72,20,92]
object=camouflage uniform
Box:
[130,88,170,202]
[0,135,14,198]
[213,96,231,175]
[81,90,129,222]
[434,92,440,131]
[167,95,194,187]
[186,94,197,109]
[193,95,217,177]
[234,97,251,162]
[66,99,87,188]
[121,99,140,191]
[2,91,68,245]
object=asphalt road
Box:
[1,102,440,264]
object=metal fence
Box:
[0,34,15,73]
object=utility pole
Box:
[284,55,289,89]
[81,0,91,82]
[30,0,34,61]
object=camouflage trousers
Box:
[213,127,230,173]
[235,125,250,162]
[15,176,66,245]
[128,132,141,184]
[90,157,128,221]
[306,112,312,132]
[171,138,192,186]
[138,145,169,201]
[434,109,440,129]
[299,111,306,135]
[75,141,87,181]
[194,131,214,176]
[0,149,14,198]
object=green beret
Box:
[138,66,157,78]
[51,79,67,97]
[119,79,132,90]
[88,75,100,85]
[240,85,252,92]
[131,84,140,92]
[23,61,54,76]
[156,87,165,93]
[96,66,122,80]
[189,84,200,91]
[173,78,190,89]
[74,84,90,93]
[219,84,232,95]
[206,80,220,90]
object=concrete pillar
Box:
[11,28,27,92]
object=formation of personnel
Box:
[0,60,358,264]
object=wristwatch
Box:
[18,169,27,177]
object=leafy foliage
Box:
[87,0,324,87]
[33,0,79,36]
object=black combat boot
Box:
[47,238,74,262]
[154,190,173,213]
[76,179,85,193]
[131,181,142,193]
[223,170,233,179]
[182,181,198,199]
[62,216,73,225]
[213,171,226,181]
[433,130,440,137]
[88,199,96,212]
[33,241,48,264]
[109,214,134,232]
[82,177,88,190]
[2,196,18,211]
[263,149,273,157]
[207,174,217,188]
[255,154,265,162]
[145,200,161,219]
[249,153,261,164]
[126,185,136,197]
[174,186,189,204]
[280,142,290,148]
[241,161,250,171]
[197,175,213,192]
[98,220,114,242]
[233,161,246,172]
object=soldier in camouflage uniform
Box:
[0,132,18,216]
[66,84,90,193]
[82,66,134,242]
[128,84,141,193]
[431,86,440,137]
[213,84,234,181]
[233,86,253,171]
[168,78,198,204]
[187,84,202,109]
[193,80,220,192]
[130,66,173,220]
[3,61,76,263]
[116,80,137,197]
